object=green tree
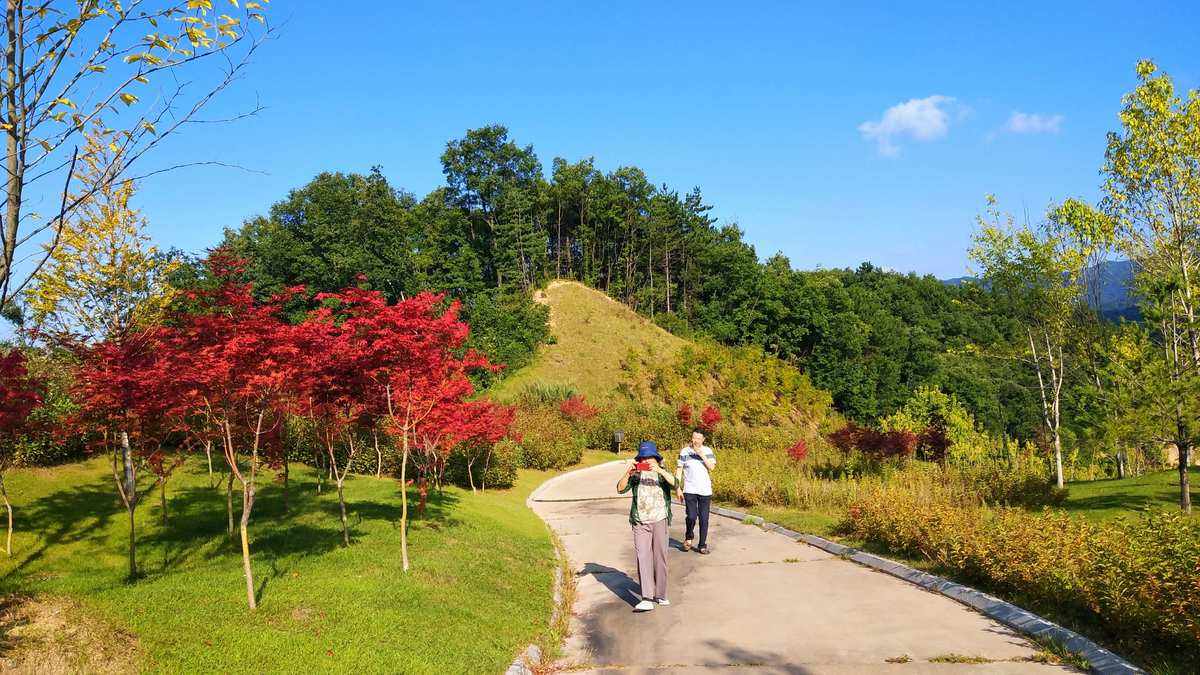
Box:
[1103,61,1200,511]
[970,196,1100,488]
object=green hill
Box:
[490,280,836,437]
[490,280,685,402]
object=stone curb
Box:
[701,505,1144,675]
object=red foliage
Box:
[306,285,511,516]
[699,405,722,433]
[786,439,809,463]
[676,403,693,426]
[824,422,916,460]
[559,394,597,421]
[0,349,42,443]
[917,422,952,463]
[826,422,862,454]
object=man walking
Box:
[617,441,676,612]
[677,428,716,554]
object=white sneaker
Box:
[654,597,670,606]
[634,599,655,612]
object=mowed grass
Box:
[0,457,568,673]
[1063,466,1200,522]
[491,280,684,403]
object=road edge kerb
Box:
[699,503,1144,675]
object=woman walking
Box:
[617,441,676,612]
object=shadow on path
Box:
[580,562,639,607]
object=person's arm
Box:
[651,458,675,487]
[701,448,716,472]
[617,462,635,493]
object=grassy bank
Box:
[1062,467,1199,521]
[0,457,575,673]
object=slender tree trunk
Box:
[466,457,476,493]
[282,457,290,514]
[374,430,382,478]
[1178,417,1192,514]
[121,431,137,578]
[400,430,410,572]
[159,479,167,526]
[328,439,350,547]
[226,469,235,537]
[0,473,11,557]
[3,1,27,306]
[205,440,213,477]
[236,412,264,610]
[314,448,324,493]
[239,504,254,609]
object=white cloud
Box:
[1004,111,1064,135]
[858,95,956,157]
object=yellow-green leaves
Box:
[25,134,179,340]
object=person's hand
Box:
[648,457,661,470]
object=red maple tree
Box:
[153,251,300,607]
[0,349,42,556]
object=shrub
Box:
[623,340,834,429]
[844,488,1200,666]
[699,405,722,433]
[512,406,584,470]
[516,382,576,406]
[826,422,916,460]
[787,439,808,463]
[559,394,598,422]
[447,439,520,490]
[676,403,693,427]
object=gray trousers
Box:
[632,518,669,600]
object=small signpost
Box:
[611,430,624,454]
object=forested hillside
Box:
[219,125,1044,442]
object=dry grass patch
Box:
[0,594,138,674]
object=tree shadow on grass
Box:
[1,476,122,585]
[4,465,468,605]
[1060,492,1165,514]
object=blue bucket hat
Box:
[636,440,662,462]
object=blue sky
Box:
[133,0,1200,279]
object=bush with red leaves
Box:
[699,405,722,433]
[825,422,916,460]
[559,394,598,421]
[787,439,809,463]
[676,403,693,426]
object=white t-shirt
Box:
[678,445,716,496]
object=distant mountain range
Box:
[943,259,1139,320]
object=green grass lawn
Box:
[0,457,572,673]
[1063,466,1199,521]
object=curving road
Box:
[530,461,1073,674]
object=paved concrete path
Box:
[531,461,1072,675]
